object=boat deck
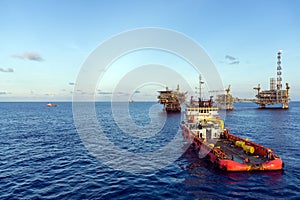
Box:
[211,139,268,164]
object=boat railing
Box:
[186,107,218,112]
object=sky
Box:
[1,0,300,101]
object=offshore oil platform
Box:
[212,85,234,110]
[158,51,290,111]
[157,85,187,113]
[253,50,290,109]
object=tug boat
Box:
[181,97,283,172]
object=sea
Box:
[0,101,299,199]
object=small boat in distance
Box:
[45,103,57,107]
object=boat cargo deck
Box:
[210,139,269,165]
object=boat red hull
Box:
[182,125,284,172]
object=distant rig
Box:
[253,50,290,109]
[214,50,290,109]
[157,85,187,113]
[158,50,290,111]
[211,85,234,110]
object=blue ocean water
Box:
[0,102,299,199]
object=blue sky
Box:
[1,0,299,101]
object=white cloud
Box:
[225,55,237,61]
[12,52,44,61]
[224,54,240,65]
[0,68,14,73]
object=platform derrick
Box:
[253,50,290,109]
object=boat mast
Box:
[198,75,204,101]
[195,75,205,108]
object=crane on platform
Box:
[209,85,234,110]
[253,84,261,95]
[208,85,231,95]
[225,85,231,95]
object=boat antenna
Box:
[195,75,205,108]
[198,75,204,101]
